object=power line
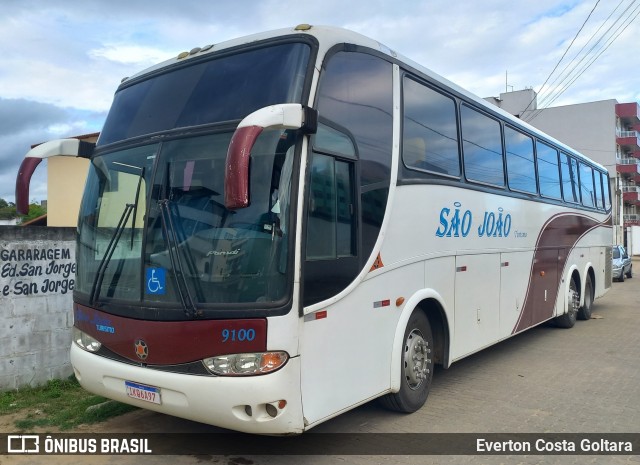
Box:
[524,0,640,122]
[520,0,601,115]
[538,4,640,110]
[526,0,640,122]
[527,0,639,118]
[534,0,626,108]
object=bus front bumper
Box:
[70,343,304,435]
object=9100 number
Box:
[221,328,256,343]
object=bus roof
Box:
[119,25,606,172]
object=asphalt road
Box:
[3,263,639,465]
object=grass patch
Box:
[0,376,137,431]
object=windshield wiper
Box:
[158,199,201,319]
[89,203,134,304]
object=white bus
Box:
[16,25,612,434]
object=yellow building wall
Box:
[47,157,90,227]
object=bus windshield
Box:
[76,129,297,318]
[74,40,312,319]
[98,41,310,146]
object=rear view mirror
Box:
[15,138,95,214]
[224,104,317,210]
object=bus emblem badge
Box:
[134,339,149,360]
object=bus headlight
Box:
[72,327,102,353]
[203,351,289,376]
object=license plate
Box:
[125,381,162,405]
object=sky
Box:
[1,0,639,204]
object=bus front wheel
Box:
[380,310,434,413]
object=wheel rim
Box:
[569,280,579,315]
[404,329,431,390]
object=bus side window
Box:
[560,153,580,203]
[593,170,604,210]
[504,125,537,194]
[579,163,596,208]
[460,104,505,187]
[536,141,562,199]
[602,171,612,211]
[402,77,460,177]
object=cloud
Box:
[89,44,176,67]
[0,99,67,139]
[0,98,104,203]
[3,1,638,108]
[0,0,638,205]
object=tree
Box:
[19,202,47,224]
[0,198,17,220]
[0,197,47,223]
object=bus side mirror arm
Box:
[15,138,95,215]
[224,104,317,210]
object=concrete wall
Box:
[487,89,538,116]
[630,225,640,256]
[0,226,76,390]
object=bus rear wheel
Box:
[380,310,434,413]
[577,275,594,320]
[555,276,579,328]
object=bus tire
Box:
[555,276,579,328]
[577,275,593,320]
[380,310,434,413]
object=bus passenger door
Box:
[452,254,500,359]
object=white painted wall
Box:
[0,227,76,390]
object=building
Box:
[22,133,97,227]
[486,89,639,255]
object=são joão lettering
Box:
[436,202,512,238]
[0,247,71,262]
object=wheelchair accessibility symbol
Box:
[146,267,166,295]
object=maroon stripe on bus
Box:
[512,213,612,334]
[74,304,267,365]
